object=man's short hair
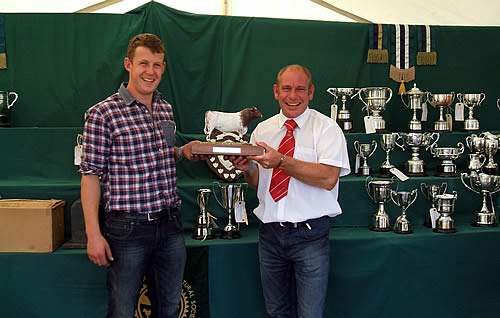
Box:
[276,64,313,88]
[127,33,165,60]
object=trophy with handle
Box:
[192,189,218,240]
[429,142,465,176]
[213,182,247,239]
[0,91,19,127]
[354,140,377,176]
[401,132,440,176]
[434,192,458,233]
[366,176,398,232]
[420,182,447,228]
[480,132,499,175]
[391,189,418,234]
[461,172,500,227]
[379,133,404,177]
[401,83,427,131]
[457,93,485,131]
[358,87,393,132]
[427,92,455,132]
[326,87,358,132]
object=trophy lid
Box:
[406,83,425,96]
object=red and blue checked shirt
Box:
[79,83,180,213]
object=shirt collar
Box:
[278,107,310,129]
[118,82,161,106]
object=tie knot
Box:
[284,119,297,132]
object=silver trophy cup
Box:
[427,92,455,132]
[192,189,217,240]
[401,132,440,176]
[379,133,404,177]
[327,87,358,132]
[391,189,418,234]
[213,182,246,239]
[366,177,398,232]
[420,182,447,228]
[429,142,465,176]
[0,91,19,127]
[461,173,500,227]
[457,93,485,131]
[480,132,499,175]
[354,140,378,176]
[358,87,393,132]
[401,83,427,131]
[434,192,458,233]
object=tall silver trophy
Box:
[379,133,404,177]
[0,91,19,127]
[420,182,447,228]
[466,134,486,176]
[401,132,440,176]
[456,93,485,131]
[354,140,377,176]
[358,87,393,132]
[366,176,398,232]
[427,92,455,132]
[327,87,358,132]
[429,142,465,176]
[401,83,427,131]
[461,173,500,227]
[192,189,217,240]
[433,192,458,233]
[391,189,418,234]
[480,132,499,175]
[213,182,246,239]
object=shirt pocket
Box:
[294,145,317,163]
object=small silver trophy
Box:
[379,133,404,177]
[326,87,358,132]
[420,182,447,228]
[427,92,455,132]
[456,93,485,131]
[429,142,465,176]
[213,182,246,239]
[391,189,418,234]
[354,140,377,176]
[401,83,427,131]
[366,176,398,232]
[461,173,500,227]
[0,91,18,127]
[192,189,217,240]
[480,132,499,175]
[358,87,393,132]
[434,192,458,233]
[401,132,440,176]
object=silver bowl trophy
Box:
[480,132,499,175]
[366,176,398,232]
[427,92,455,132]
[192,189,217,240]
[354,140,378,176]
[420,182,447,228]
[358,87,393,132]
[461,173,500,227]
[391,189,418,234]
[0,90,18,127]
[429,142,465,176]
[379,133,404,177]
[433,192,458,233]
[401,132,440,176]
[456,93,485,131]
[401,83,427,131]
[213,182,247,239]
[327,87,358,132]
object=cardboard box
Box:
[0,199,65,253]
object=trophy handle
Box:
[497,99,500,111]
[394,133,405,150]
[400,94,409,109]
[357,88,368,108]
[369,140,378,157]
[479,154,487,166]
[385,87,393,104]
[429,143,437,156]
[350,88,361,100]
[479,93,486,105]
[409,189,418,207]
[365,176,375,201]
[456,93,463,104]
[440,182,448,195]
[465,135,474,152]
[426,132,440,151]
[212,182,224,208]
[420,183,429,200]
[326,88,338,104]
[7,92,18,109]
[390,190,399,207]
[457,142,465,155]
[391,175,400,192]
[353,140,360,154]
[76,134,83,146]
[460,173,480,194]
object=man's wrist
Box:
[277,155,285,168]
[245,161,256,174]
[175,146,185,160]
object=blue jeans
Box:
[105,209,186,318]
[259,216,331,318]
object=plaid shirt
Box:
[80,83,180,213]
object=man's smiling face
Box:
[273,67,314,118]
[124,46,166,100]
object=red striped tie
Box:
[269,119,297,202]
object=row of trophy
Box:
[327,85,499,133]
[354,131,500,177]
[192,182,247,241]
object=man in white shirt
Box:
[231,64,351,317]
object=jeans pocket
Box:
[303,219,330,241]
[105,218,135,240]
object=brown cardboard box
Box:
[0,199,65,252]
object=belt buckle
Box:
[147,212,154,221]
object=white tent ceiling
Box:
[1,0,500,26]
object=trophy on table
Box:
[0,90,18,127]
[326,87,358,132]
[427,92,455,132]
[429,142,465,176]
[420,182,447,228]
[433,192,458,233]
[354,140,377,176]
[401,83,427,131]
[401,132,440,176]
[480,132,499,175]
[379,133,404,177]
[192,189,217,240]
[457,93,485,131]
[366,176,398,232]
[461,173,500,227]
[391,189,418,234]
[358,87,393,132]
[213,182,247,239]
